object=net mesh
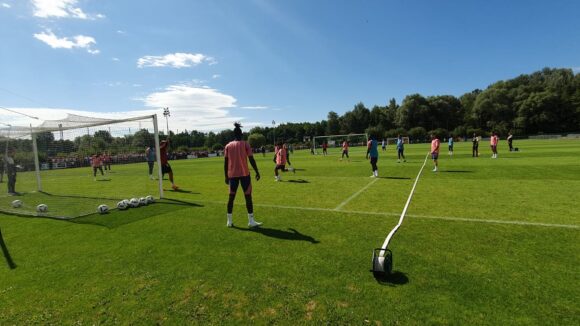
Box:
[313,134,368,154]
[0,115,161,219]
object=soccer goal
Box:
[386,137,410,146]
[0,114,164,218]
[313,133,368,154]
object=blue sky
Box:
[1,0,579,132]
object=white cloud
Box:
[240,106,268,110]
[116,30,125,34]
[32,0,103,19]
[572,67,580,73]
[212,74,221,79]
[0,85,261,132]
[112,57,120,61]
[137,53,217,68]
[33,30,99,54]
[1,3,11,9]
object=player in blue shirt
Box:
[448,136,454,157]
[366,135,379,177]
[396,135,406,163]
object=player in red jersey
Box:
[431,134,440,172]
[224,123,262,228]
[160,139,178,190]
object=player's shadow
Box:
[287,179,310,184]
[165,188,199,194]
[292,168,307,171]
[0,229,17,269]
[233,226,319,244]
[378,176,411,180]
[96,178,112,181]
[372,271,409,286]
[70,199,203,229]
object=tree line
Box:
[172,67,580,149]
[4,67,579,156]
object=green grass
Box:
[1,139,579,324]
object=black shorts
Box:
[370,157,378,165]
[275,164,286,170]
[161,163,172,174]
[229,175,252,195]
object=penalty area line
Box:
[333,178,379,211]
[200,200,579,230]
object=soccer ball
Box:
[37,204,48,213]
[97,204,109,214]
[122,199,131,207]
[129,198,140,208]
[117,200,128,210]
[11,200,22,208]
[139,197,148,206]
[145,195,154,204]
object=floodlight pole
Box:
[163,107,170,138]
[272,120,276,145]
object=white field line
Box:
[200,200,579,229]
[334,178,379,211]
[379,152,430,255]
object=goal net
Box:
[313,133,368,155]
[0,114,164,219]
[386,137,410,146]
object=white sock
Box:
[374,170,378,177]
[248,213,254,223]
[227,213,232,224]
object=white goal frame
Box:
[386,137,410,146]
[312,133,368,154]
[20,114,164,199]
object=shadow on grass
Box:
[378,176,411,180]
[96,178,112,182]
[70,199,203,229]
[233,226,319,243]
[287,179,310,184]
[372,271,409,286]
[39,191,123,202]
[164,188,200,194]
[292,168,307,171]
[440,170,473,173]
[0,228,16,269]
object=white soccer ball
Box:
[145,195,154,204]
[139,197,148,206]
[117,200,128,210]
[37,204,48,213]
[12,200,22,208]
[97,204,109,214]
[122,199,131,207]
[129,198,140,208]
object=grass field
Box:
[1,139,579,324]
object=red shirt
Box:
[160,142,169,165]
[431,139,440,154]
[275,146,287,165]
[91,155,102,167]
[224,140,252,178]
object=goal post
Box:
[313,133,368,154]
[386,137,410,146]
